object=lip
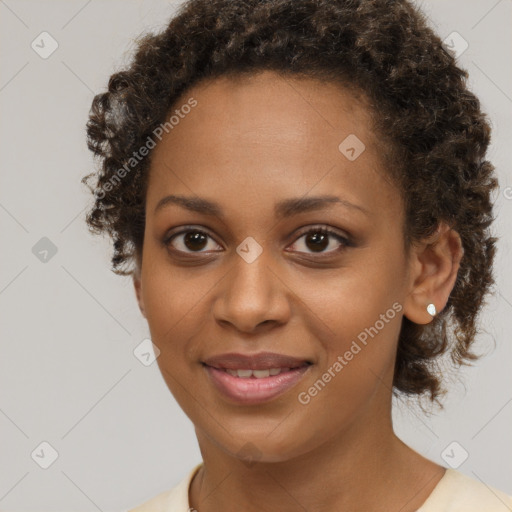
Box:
[202,351,312,370]
[203,364,312,405]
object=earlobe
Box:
[403,222,464,325]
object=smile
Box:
[203,363,312,405]
[223,367,294,378]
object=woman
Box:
[82,0,512,510]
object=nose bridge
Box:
[234,237,272,294]
[230,236,276,305]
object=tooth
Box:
[253,369,270,378]
[223,368,290,378]
[236,369,253,378]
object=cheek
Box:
[141,245,205,332]
[293,246,404,403]
[320,274,402,352]
[141,269,206,408]
[297,242,405,346]
[140,263,206,370]
[294,301,402,444]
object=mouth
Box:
[203,364,311,378]
[202,360,313,405]
[202,351,313,371]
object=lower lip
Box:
[203,364,311,405]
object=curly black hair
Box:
[82,0,499,404]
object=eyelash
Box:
[162,225,352,258]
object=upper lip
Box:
[202,352,313,370]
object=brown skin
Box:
[133,70,463,512]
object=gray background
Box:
[0,0,511,510]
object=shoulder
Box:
[127,462,203,512]
[418,468,512,512]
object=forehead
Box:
[160,69,376,149]
[147,70,399,220]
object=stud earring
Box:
[426,303,437,316]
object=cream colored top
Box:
[128,462,512,511]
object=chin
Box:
[212,428,316,466]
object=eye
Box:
[163,225,352,257]
[164,227,222,255]
[287,226,351,256]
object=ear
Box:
[132,266,147,319]
[403,222,464,325]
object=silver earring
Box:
[427,303,437,316]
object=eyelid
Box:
[285,225,352,256]
[163,225,222,250]
[292,224,351,244]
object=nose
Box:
[211,249,291,334]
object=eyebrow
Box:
[154,194,369,218]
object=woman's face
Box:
[135,70,414,462]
